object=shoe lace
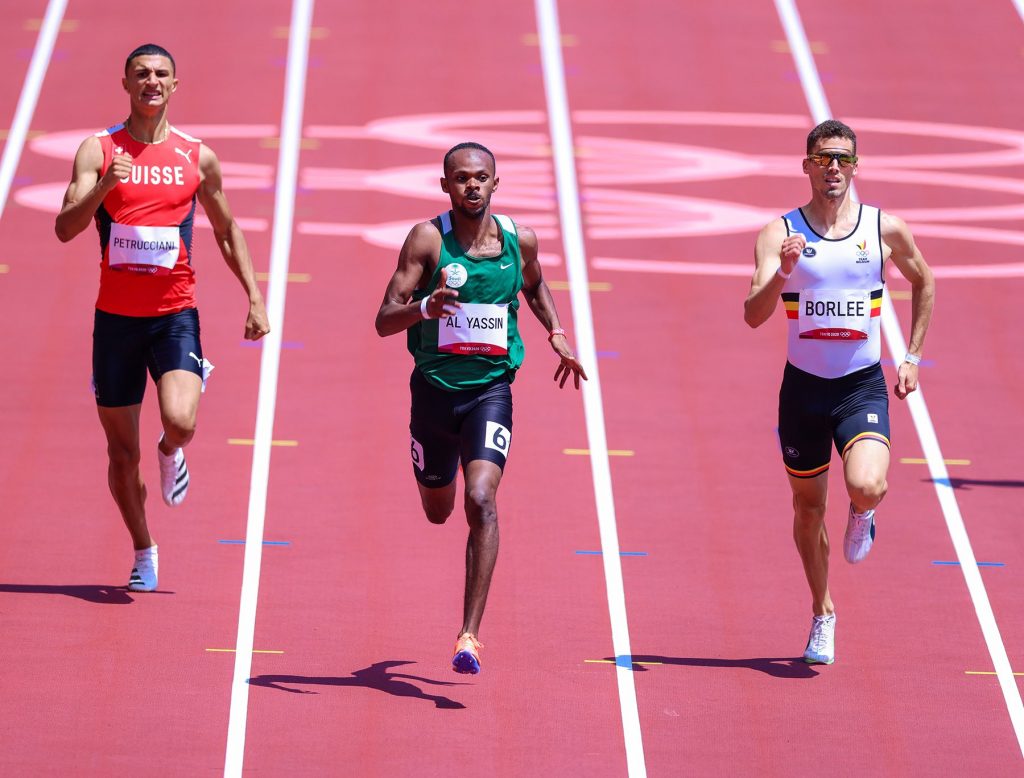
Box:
[456,633,483,652]
[849,510,873,542]
[810,617,834,651]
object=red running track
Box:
[1,0,1022,775]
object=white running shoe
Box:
[128,545,158,592]
[844,504,876,563]
[803,613,836,664]
[158,434,189,507]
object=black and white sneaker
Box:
[158,434,189,507]
[128,545,158,592]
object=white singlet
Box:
[780,204,885,378]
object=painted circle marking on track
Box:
[20,115,1024,278]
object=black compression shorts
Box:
[409,368,513,488]
[92,307,204,407]
[778,361,890,478]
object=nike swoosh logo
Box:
[500,263,514,270]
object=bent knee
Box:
[161,415,197,444]
[464,487,498,523]
[424,505,453,525]
[849,476,887,507]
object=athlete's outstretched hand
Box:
[424,266,461,319]
[894,360,919,400]
[551,337,588,390]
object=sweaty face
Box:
[803,136,856,200]
[441,150,498,219]
[122,55,177,111]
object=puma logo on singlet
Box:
[174,147,193,163]
[188,352,203,367]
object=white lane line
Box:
[222,1,314,776]
[1014,0,1024,23]
[0,0,67,223]
[533,1,647,776]
[775,0,1024,758]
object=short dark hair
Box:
[806,119,856,154]
[443,142,495,175]
[124,44,176,76]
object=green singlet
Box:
[408,211,525,391]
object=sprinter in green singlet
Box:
[375,142,587,674]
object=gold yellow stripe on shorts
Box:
[842,431,890,455]
[786,462,829,478]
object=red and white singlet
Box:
[94,123,202,316]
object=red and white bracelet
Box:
[548,328,566,342]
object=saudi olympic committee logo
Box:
[445,263,467,288]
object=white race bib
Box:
[108,223,180,275]
[798,288,871,340]
[438,303,508,355]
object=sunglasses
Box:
[806,152,858,168]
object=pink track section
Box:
[1,1,1022,775]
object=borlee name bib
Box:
[438,303,509,355]
[108,223,180,275]
[798,288,871,340]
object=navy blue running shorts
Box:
[92,307,204,407]
[778,361,890,478]
[409,368,514,488]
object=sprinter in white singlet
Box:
[744,120,935,665]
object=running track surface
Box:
[1,1,1022,775]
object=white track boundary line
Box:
[1014,0,1024,24]
[533,1,646,775]
[0,0,66,223]
[222,1,314,776]
[775,0,1024,758]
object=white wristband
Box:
[776,266,792,280]
[419,296,433,320]
[904,353,922,366]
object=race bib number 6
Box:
[484,421,511,459]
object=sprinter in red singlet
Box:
[744,120,935,665]
[55,44,269,592]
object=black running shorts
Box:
[778,361,890,478]
[92,307,204,407]
[409,368,514,488]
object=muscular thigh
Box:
[778,362,833,479]
[832,362,890,458]
[457,380,513,472]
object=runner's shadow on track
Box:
[0,583,158,604]
[248,661,469,709]
[606,655,819,679]
[929,477,1024,491]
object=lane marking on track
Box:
[547,280,612,291]
[576,551,649,557]
[23,17,76,31]
[227,439,299,447]
[1014,0,1024,24]
[563,448,634,457]
[219,540,292,546]
[899,458,970,466]
[933,561,1004,567]
[596,351,620,359]
[585,659,662,666]
[255,272,311,282]
[967,671,1024,676]
[223,2,314,777]
[775,0,1024,758]
[208,649,284,654]
[534,1,647,775]
[522,32,578,46]
[240,340,305,350]
[0,0,66,226]
[0,264,9,273]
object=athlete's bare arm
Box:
[375,221,460,337]
[518,226,587,389]
[197,144,269,341]
[882,211,935,400]
[744,218,805,328]
[55,136,132,242]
